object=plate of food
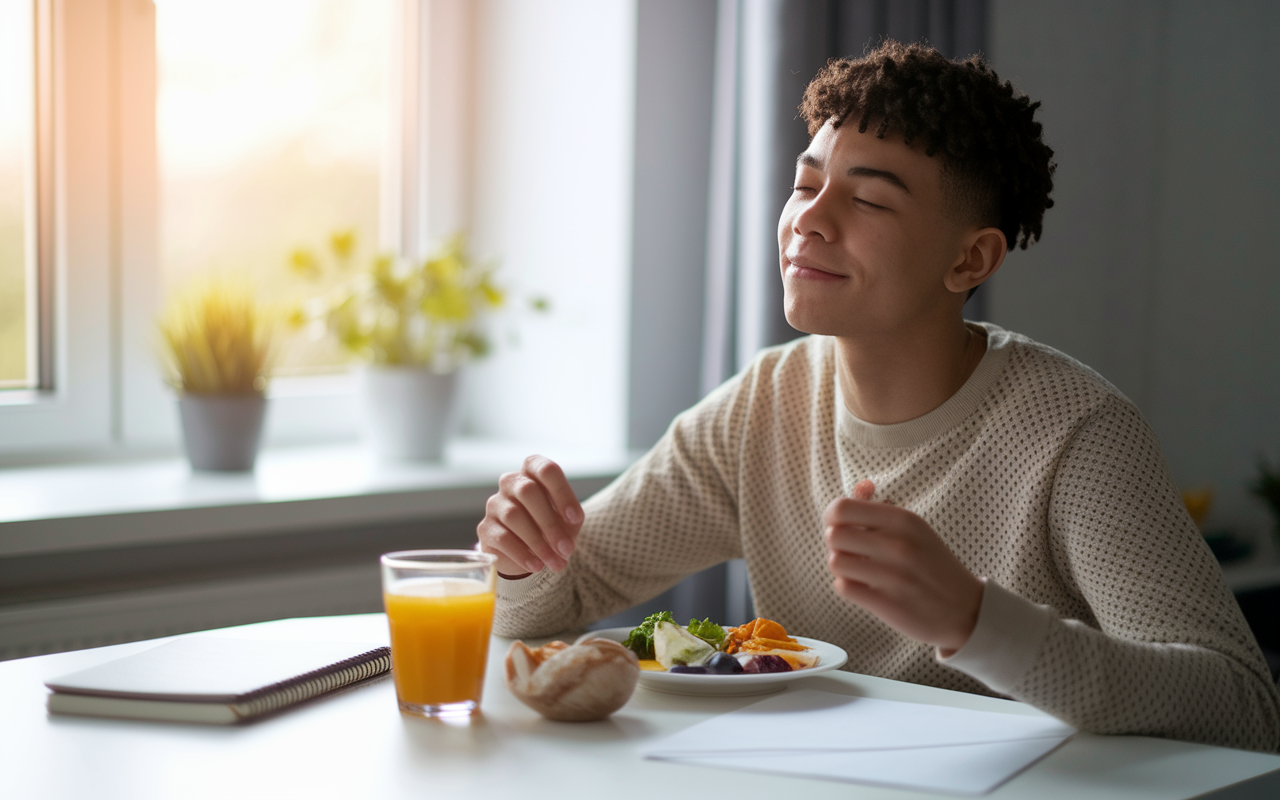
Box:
[576,613,848,696]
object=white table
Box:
[3,615,1278,800]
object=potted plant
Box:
[158,278,275,471]
[288,231,509,461]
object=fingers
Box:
[827,547,913,589]
[476,516,540,578]
[852,479,875,501]
[823,494,902,529]
[489,481,564,570]
[820,490,984,651]
[519,455,584,557]
[847,479,895,506]
[831,575,886,610]
[476,455,584,578]
[829,576,923,633]
[823,486,915,566]
[524,455,584,530]
[825,520,922,566]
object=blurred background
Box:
[1,0,1278,658]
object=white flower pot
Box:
[177,393,268,471]
[358,366,461,461]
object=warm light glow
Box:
[156,0,390,374]
[0,0,32,388]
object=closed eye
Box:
[854,197,888,210]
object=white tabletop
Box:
[4,614,1278,800]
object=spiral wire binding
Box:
[231,648,391,720]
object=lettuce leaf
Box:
[623,611,674,659]
[687,617,726,647]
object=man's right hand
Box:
[476,455,585,579]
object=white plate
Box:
[576,627,849,696]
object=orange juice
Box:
[384,577,495,707]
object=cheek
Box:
[860,222,931,286]
[777,203,797,251]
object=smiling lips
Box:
[785,254,846,282]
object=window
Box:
[0,0,635,458]
[0,0,34,390]
[0,0,123,453]
[156,0,390,376]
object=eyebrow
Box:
[796,153,911,193]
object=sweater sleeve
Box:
[492,371,749,639]
[944,400,1280,752]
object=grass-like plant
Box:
[288,230,513,371]
[158,277,275,394]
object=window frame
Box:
[0,0,120,454]
[0,0,474,458]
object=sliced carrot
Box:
[721,618,802,655]
[742,638,808,652]
[722,625,751,654]
[751,619,791,642]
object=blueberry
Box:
[706,652,744,674]
[669,665,708,674]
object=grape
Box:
[706,652,744,674]
[669,665,708,674]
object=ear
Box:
[944,227,1007,295]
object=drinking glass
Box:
[380,550,498,717]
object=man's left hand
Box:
[824,480,983,656]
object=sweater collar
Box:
[835,322,1012,449]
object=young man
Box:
[477,42,1280,751]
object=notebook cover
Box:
[45,637,390,703]
[48,693,249,724]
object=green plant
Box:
[158,277,275,394]
[288,231,512,371]
[1250,455,1280,538]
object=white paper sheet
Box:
[643,689,1075,795]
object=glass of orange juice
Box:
[380,550,498,717]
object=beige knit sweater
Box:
[496,323,1280,752]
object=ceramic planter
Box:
[358,366,460,461]
[177,393,268,471]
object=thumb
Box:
[852,479,875,501]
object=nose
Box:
[790,185,836,243]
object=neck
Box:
[835,315,986,425]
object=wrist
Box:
[939,576,985,657]
[935,580,1055,696]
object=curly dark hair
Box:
[800,40,1055,250]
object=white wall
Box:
[988,0,1280,531]
[463,0,636,454]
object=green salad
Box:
[622,612,726,659]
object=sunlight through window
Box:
[156,0,390,375]
[0,0,33,389]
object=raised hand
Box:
[477,455,585,579]
[824,480,983,655]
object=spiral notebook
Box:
[45,637,391,725]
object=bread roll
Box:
[504,638,639,721]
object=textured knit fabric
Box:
[495,323,1280,752]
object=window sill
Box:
[0,439,636,558]
[0,439,635,659]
